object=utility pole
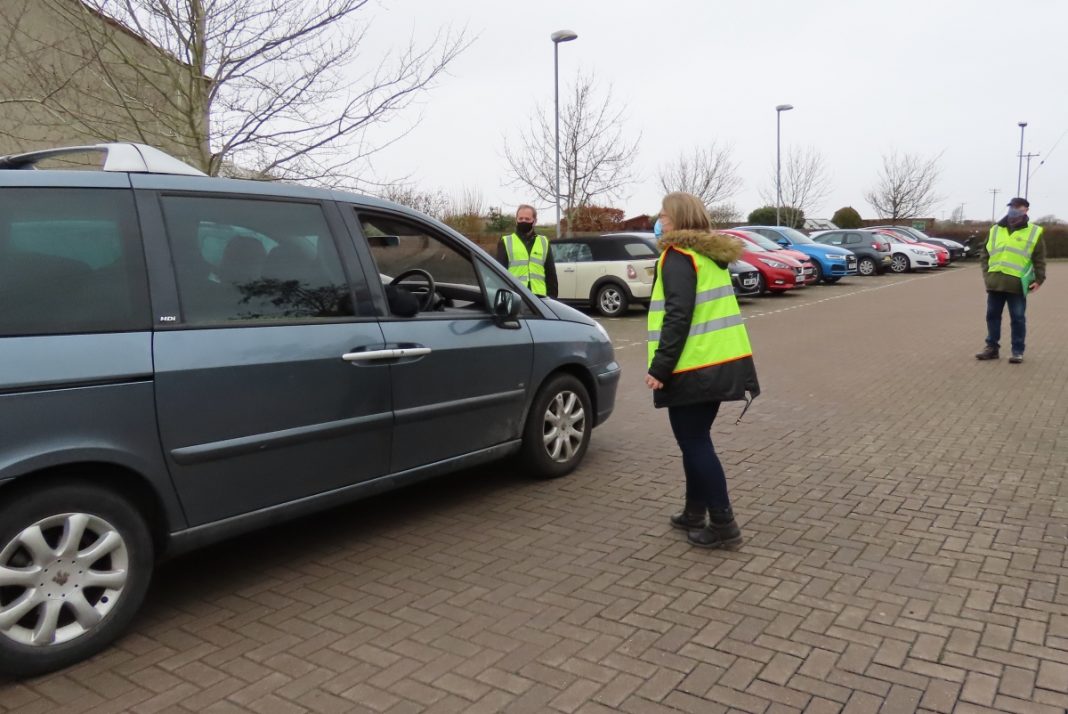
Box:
[989,188,1000,221]
[1023,152,1040,199]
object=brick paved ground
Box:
[3,263,1068,713]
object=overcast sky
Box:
[362,0,1068,224]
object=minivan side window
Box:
[160,196,356,324]
[358,212,499,316]
[0,188,150,336]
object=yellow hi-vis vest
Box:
[647,246,752,373]
[502,233,549,295]
[986,223,1043,279]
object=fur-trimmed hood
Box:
[657,230,744,265]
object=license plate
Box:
[743,278,757,287]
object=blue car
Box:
[737,226,858,283]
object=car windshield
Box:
[777,227,815,244]
[734,231,781,251]
[904,227,932,240]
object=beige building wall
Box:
[0,0,201,166]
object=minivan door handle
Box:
[343,349,399,363]
[342,347,432,363]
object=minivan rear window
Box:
[0,189,150,336]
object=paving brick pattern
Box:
[3,264,1068,713]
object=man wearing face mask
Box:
[497,204,558,298]
[976,197,1046,364]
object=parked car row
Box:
[550,223,968,316]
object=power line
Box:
[1029,126,1068,178]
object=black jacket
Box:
[496,233,558,298]
[648,230,761,409]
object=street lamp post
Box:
[775,104,794,227]
[551,29,578,239]
[1016,121,1027,196]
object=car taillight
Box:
[871,242,879,250]
[626,264,637,279]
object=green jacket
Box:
[980,218,1046,294]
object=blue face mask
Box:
[653,218,663,238]
[1007,207,1025,219]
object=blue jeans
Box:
[667,402,731,511]
[986,291,1027,355]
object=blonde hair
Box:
[516,204,538,221]
[661,192,711,232]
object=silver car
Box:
[0,143,620,676]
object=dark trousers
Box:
[985,291,1027,355]
[667,401,731,511]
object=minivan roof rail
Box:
[0,143,207,176]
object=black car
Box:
[731,259,761,296]
[868,225,968,261]
[810,230,893,276]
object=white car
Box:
[880,236,939,273]
[550,233,657,316]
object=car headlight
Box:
[757,257,789,269]
[825,253,845,260]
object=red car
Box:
[724,229,817,285]
[719,234,806,295]
[872,229,949,267]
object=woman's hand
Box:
[644,374,664,390]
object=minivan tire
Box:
[0,482,154,678]
[521,374,592,479]
[594,283,629,317]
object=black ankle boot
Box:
[687,508,742,548]
[670,500,706,530]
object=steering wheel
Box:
[389,269,437,311]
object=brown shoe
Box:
[975,345,999,360]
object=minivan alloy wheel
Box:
[0,513,128,648]
[543,391,586,462]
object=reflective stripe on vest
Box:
[502,233,549,295]
[647,246,752,373]
[987,224,1041,278]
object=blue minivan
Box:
[0,143,620,676]
[738,225,858,283]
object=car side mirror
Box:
[776,238,789,246]
[493,288,521,329]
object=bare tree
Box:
[658,143,741,209]
[707,203,741,226]
[0,0,469,181]
[505,74,639,234]
[377,184,451,219]
[760,146,832,227]
[864,151,944,222]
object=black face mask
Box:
[516,221,535,236]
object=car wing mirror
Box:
[493,288,521,328]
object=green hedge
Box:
[929,223,1068,258]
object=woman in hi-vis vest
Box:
[645,193,761,548]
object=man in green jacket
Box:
[976,197,1046,364]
